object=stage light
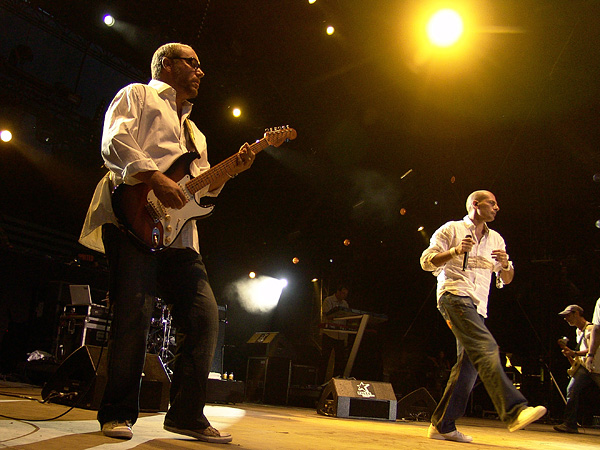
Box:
[308,0,317,4]
[229,275,286,313]
[292,257,300,264]
[103,14,115,27]
[0,129,12,142]
[232,107,241,118]
[417,226,425,232]
[343,239,351,246]
[593,173,600,182]
[249,271,256,279]
[596,220,600,229]
[326,26,335,36]
[426,9,464,47]
[312,278,319,283]
[400,208,407,216]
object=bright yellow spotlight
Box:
[0,130,12,142]
[417,226,425,232]
[326,26,335,36]
[232,108,241,118]
[427,9,464,47]
[103,14,115,27]
[292,257,299,264]
[249,271,256,279]
[308,0,317,4]
[343,239,351,247]
[312,278,318,283]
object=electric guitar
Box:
[111,126,297,251]
[557,337,584,376]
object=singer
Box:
[420,190,545,443]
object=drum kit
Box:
[146,297,176,374]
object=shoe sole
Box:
[508,407,547,432]
[164,425,232,443]
[102,431,132,440]
[427,427,472,443]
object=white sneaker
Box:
[102,420,133,439]
[427,424,473,443]
[508,406,547,432]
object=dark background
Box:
[1,0,600,416]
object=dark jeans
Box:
[97,224,219,429]
[431,293,527,433]
[563,366,600,428]
[320,334,346,383]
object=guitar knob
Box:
[165,214,171,221]
[166,225,172,232]
[165,236,171,244]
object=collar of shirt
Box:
[148,79,193,119]
[462,215,489,239]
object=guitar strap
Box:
[578,322,592,350]
[184,118,199,154]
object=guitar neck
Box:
[185,137,269,196]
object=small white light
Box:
[232,108,241,118]
[103,15,115,27]
[326,26,335,36]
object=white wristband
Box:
[449,247,458,257]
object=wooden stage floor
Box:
[1,381,599,449]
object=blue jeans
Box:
[431,293,527,433]
[563,366,600,428]
[97,224,219,429]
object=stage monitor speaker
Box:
[316,378,397,421]
[41,345,170,412]
[396,387,437,420]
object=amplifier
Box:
[63,304,111,320]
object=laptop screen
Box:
[69,284,92,305]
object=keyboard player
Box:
[320,285,350,383]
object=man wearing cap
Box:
[555,304,600,433]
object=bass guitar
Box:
[112,126,297,251]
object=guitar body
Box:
[111,126,297,251]
[557,338,584,376]
[112,153,214,251]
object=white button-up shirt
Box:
[420,216,510,318]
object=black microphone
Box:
[462,234,472,271]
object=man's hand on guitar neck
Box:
[233,143,255,175]
[136,170,187,209]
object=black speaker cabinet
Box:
[210,318,226,374]
[41,345,170,412]
[317,378,397,421]
[245,356,291,404]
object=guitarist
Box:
[79,43,255,443]
[554,304,600,434]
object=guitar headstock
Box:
[264,126,297,148]
[557,337,569,347]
